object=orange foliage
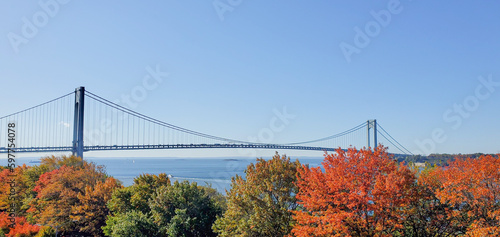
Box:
[28,161,108,234]
[432,155,500,236]
[71,177,122,236]
[292,146,415,236]
[401,164,469,236]
[0,212,40,237]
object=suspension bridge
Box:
[0,87,412,158]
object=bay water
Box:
[11,156,325,194]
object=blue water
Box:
[10,156,325,194]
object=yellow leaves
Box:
[466,221,500,236]
[214,152,300,237]
[70,177,122,236]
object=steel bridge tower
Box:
[72,86,85,158]
[367,119,377,148]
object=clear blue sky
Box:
[1,1,499,157]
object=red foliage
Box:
[292,146,416,236]
[32,168,59,195]
[29,161,112,236]
[0,212,40,237]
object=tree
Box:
[150,181,225,236]
[27,157,108,235]
[34,226,55,237]
[432,154,500,236]
[102,210,158,237]
[0,212,40,237]
[104,173,172,236]
[292,146,415,236]
[105,174,224,237]
[0,156,91,236]
[0,164,31,216]
[71,177,122,237]
[213,152,301,237]
[37,155,84,171]
[401,164,467,236]
[21,165,51,220]
[0,155,84,221]
[107,173,171,215]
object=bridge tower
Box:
[72,86,85,158]
[367,119,377,148]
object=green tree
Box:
[105,174,224,237]
[213,152,301,237]
[107,173,171,215]
[102,210,158,237]
[150,181,225,237]
[104,173,171,236]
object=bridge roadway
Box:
[0,143,340,153]
[0,144,412,159]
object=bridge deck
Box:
[0,144,339,153]
[0,144,411,158]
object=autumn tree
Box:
[292,146,415,236]
[0,164,32,216]
[401,164,467,236]
[432,154,500,236]
[0,155,89,220]
[0,212,40,237]
[213,152,301,237]
[27,156,112,236]
[71,177,122,237]
[37,155,84,171]
[20,165,51,218]
[0,156,85,235]
[150,180,225,236]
